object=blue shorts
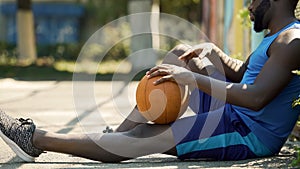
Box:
[171,76,272,160]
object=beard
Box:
[253,0,271,32]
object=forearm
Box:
[207,46,246,82]
[193,72,260,110]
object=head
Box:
[248,0,299,32]
[249,0,272,32]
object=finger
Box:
[147,65,165,75]
[147,66,158,75]
[147,69,169,79]
[153,75,173,85]
[180,49,193,57]
[178,50,194,61]
[198,48,211,59]
[191,43,207,51]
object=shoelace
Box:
[18,118,33,125]
[16,117,45,154]
[103,126,113,133]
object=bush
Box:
[37,43,82,61]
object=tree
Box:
[17,0,36,65]
[128,0,157,72]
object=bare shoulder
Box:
[270,28,300,52]
[277,28,300,44]
[269,28,300,70]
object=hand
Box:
[146,64,196,86]
[178,43,219,62]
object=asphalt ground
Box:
[0,78,297,168]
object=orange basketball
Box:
[136,75,187,124]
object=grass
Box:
[0,59,147,81]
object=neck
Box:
[268,13,298,35]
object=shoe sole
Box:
[0,130,35,162]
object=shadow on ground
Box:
[0,140,297,169]
[0,152,295,169]
[0,65,148,81]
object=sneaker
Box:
[0,110,43,162]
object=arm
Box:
[179,43,249,82]
[149,30,300,111]
[203,43,248,82]
[195,30,300,110]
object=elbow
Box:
[249,104,264,112]
[248,96,267,111]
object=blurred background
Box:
[0,0,299,80]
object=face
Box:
[249,0,271,32]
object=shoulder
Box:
[276,28,300,44]
[270,28,300,57]
[269,28,300,69]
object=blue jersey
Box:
[232,21,300,154]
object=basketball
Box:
[136,75,187,124]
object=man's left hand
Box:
[146,64,196,86]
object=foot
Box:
[0,110,43,162]
[115,119,144,132]
[114,106,148,132]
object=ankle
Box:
[32,129,46,150]
[115,120,143,132]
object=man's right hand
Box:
[178,43,223,62]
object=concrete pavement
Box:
[0,78,297,168]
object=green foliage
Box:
[231,53,245,61]
[160,0,201,23]
[237,7,252,28]
[292,70,300,108]
[0,42,18,65]
[81,0,128,26]
[2,0,206,63]
[37,43,82,61]
[293,98,300,108]
[292,70,300,76]
[291,147,300,167]
[291,70,300,167]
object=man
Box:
[0,0,300,162]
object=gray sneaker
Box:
[0,110,43,162]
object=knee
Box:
[170,44,191,57]
[173,44,191,50]
[187,57,215,74]
[162,44,191,66]
[187,57,203,72]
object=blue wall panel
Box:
[0,3,84,45]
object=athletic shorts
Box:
[171,74,273,160]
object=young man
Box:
[1,0,300,162]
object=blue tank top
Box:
[232,20,300,154]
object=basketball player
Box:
[0,0,300,162]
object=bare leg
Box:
[115,44,218,132]
[33,124,176,163]
[115,106,147,132]
[115,45,191,132]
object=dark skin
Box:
[147,0,300,111]
[118,0,300,141]
[27,0,300,163]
